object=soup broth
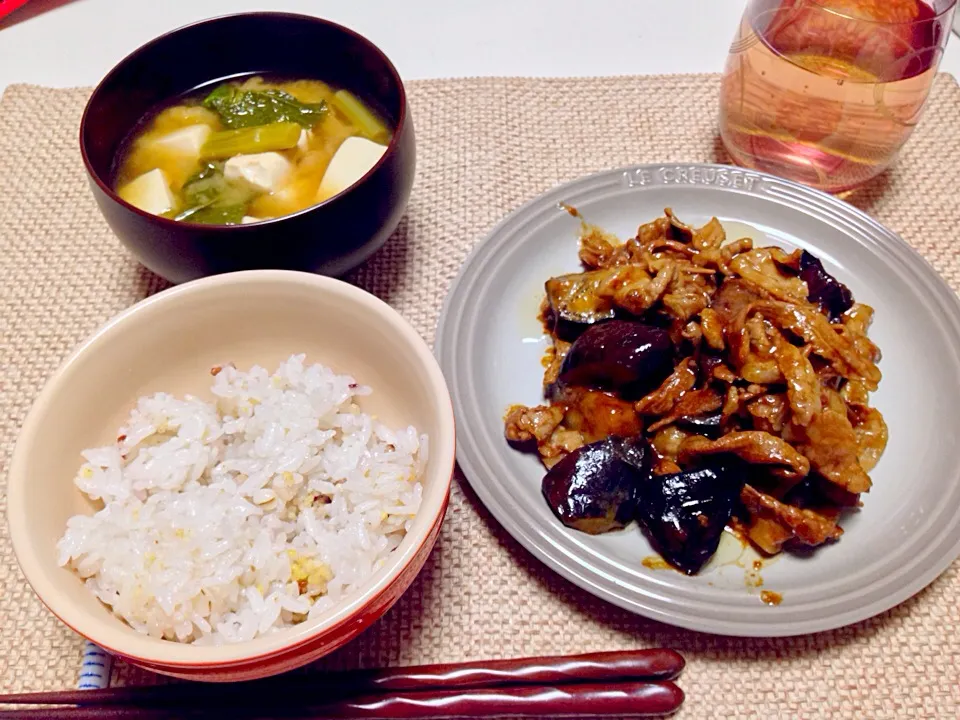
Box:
[113,76,392,224]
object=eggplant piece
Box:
[636,463,744,575]
[798,250,854,321]
[783,472,861,509]
[542,436,653,534]
[674,410,724,437]
[697,353,725,384]
[559,320,675,398]
[545,270,617,340]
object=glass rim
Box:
[804,0,958,26]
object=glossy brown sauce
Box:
[760,590,783,606]
[642,556,675,571]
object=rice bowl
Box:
[7,270,455,680]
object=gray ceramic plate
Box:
[436,163,960,637]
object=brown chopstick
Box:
[0,649,684,707]
[0,680,684,719]
[342,647,685,690]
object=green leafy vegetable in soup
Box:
[174,161,255,224]
[181,161,227,207]
[200,122,302,160]
[330,90,390,144]
[176,203,248,225]
[202,85,327,129]
[114,76,393,225]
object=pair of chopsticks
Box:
[0,649,685,719]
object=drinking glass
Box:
[719,0,957,193]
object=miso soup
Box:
[113,76,392,224]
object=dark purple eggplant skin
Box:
[783,472,860,509]
[799,250,854,321]
[559,320,675,398]
[696,353,724,385]
[544,271,622,342]
[545,272,616,324]
[553,317,607,343]
[636,463,743,575]
[674,410,724,438]
[542,436,653,535]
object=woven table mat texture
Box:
[1,73,959,719]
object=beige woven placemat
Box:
[2,73,959,718]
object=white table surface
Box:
[1,0,958,92]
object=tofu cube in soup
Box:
[317,137,387,202]
[118,168,176,215]
[148,125,212,157]
[224,152,292,193]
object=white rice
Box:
[57,354,427,645]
